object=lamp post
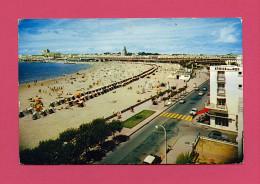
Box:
[155,125,167,164]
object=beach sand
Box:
[19,61,203,150]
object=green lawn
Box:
[122,110,156,128]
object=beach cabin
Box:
[41,109,48,116]
[27,107,33,114]
[69,101,75,106]
[75,93,81,98]
[78,101,85,107]
[60,98,66,104]
[56,100,61,106]
[49,102,56,107]
[48,107,55,114]
[19,110,27,118]
[84,95,89,101]
[80,96,86,102]
[32,111,41,120]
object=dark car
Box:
[208,130,230,142]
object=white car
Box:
[198,91,204,96]
[179,99,186,104]
[189,108,198,116]
[143,155,162,164]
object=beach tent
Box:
[81,92,85,96]
[41,109,48,116]
[56,100,61,106]
[32,111,41,120]
[19,110,27,118]
[69,101,75,106]
[84,95,89,100]
[49,102,56,107]
[80,96,86,102]
[36,104,43,112]
[75,93,81,98]
[48,107,56,114]
[27,107,33,114]
[60,98,66,104]
[78,101,85,107]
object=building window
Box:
[215,117,229,127]
[217,98,226,106]
[218,83,225,89]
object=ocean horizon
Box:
[18,61,91,84]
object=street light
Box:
[155,125,167,164]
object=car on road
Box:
[143,154,162,164]
[198,91,204,96]
[179,99,186,104]
[203,87,207,91]
[208,130,230,142]
[189,108,198,116]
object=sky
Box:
[18,18,242,55]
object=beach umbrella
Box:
[35,99,41,102]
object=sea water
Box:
[18,61,91,84]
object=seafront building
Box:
[205,65,243,133]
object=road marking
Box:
[174,114,179,118]
[185,116,190,120]
[181,115,186,119]
[170,113,176,118]
[189,117,193,121]
[163,113,169,117]
[166,113,172,117]
[160,112,166,116]
[177,115,182,119]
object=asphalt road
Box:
[97,81,237,165]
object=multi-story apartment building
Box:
[205,65,243,132]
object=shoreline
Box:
[19,61,95,85]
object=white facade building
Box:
[206,65,243,132]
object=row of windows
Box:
[215,117,229,127]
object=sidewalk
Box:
[161,135,197,164]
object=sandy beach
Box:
[19,61,202,150]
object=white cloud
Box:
[215,26,238,43]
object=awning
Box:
[196,108,210,114]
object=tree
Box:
[175,152,192,164]
[59,128,78,143]
[108,120,123,137]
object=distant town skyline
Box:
[18,18,242,55]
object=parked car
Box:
[203,87,207,91]
[189,108,198,116]
[143,154,162,164]
[194,87,199,91]
[179,99,186,104]
[198,91,204,96]
[208,130,230,142]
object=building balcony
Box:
[217,76,226,82]
[217,88,226,96]
[205,101,228,112]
